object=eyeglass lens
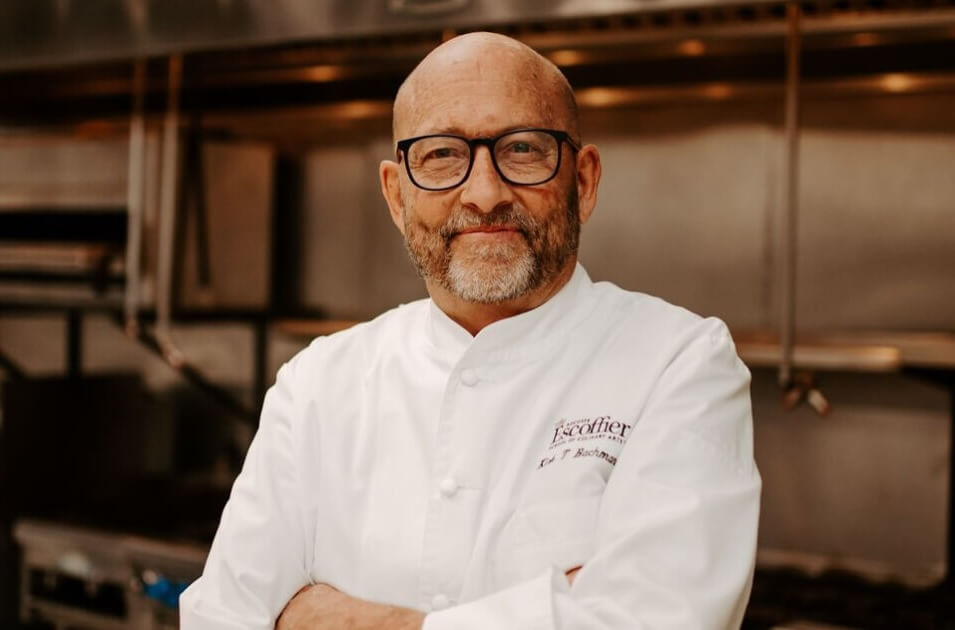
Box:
[406,130,560,189]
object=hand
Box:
[565,566,582,586]
[276,583,425,630]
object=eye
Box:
[499,137,549,158]
[502,141,539,155]
[418,144,467,163]
[428,147,456,159]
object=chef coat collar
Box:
[425,263,594,360]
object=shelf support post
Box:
[779,0,803,388]
[124,58,147,337]
[156,54,185,367]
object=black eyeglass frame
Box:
[395,128,581,192]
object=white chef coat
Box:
[180,264,761,630]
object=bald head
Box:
[393,32,579,142]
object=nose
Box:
[458,146,514,214]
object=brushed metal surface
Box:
[0,0,779,72]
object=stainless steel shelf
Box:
[734,329,955,372]
[272,321,955,373]
[273,318,359,338]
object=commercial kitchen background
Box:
[0,1,953,628]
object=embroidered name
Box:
[538,416,632,470]
[539,446,619,469]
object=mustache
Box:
[438,207,534,240]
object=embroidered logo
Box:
[538,416,632,470]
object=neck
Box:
[427,259,577,336]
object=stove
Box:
[15,518,207,630]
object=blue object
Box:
[142,576,190,609]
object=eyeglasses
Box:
[396,128,580,191]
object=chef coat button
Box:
[460,368,478,386]
[431,593,451,611]
[438,477,459,498]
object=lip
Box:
[455,225,520,235]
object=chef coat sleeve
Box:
[179,359,312,630]
[423,318,761,630]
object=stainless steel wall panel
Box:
[0,134,128,209]
[299,135,427,318]
[301,145,380,317]
[178,141,275,310]
[796,93,955,331]
[753,369,949,583]
[578,103,780,330]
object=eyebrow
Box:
[420,124,546,138]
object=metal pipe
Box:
[115,314,257,423]
[124,59,147,337]
[156,54,186,368]
[779,0,801,388]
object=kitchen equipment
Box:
[14,518,207,630]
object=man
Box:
[180,32,761,630]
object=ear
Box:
[574,144,602,225]
[380,159,406,235]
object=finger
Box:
[565,566,582,585]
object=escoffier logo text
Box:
[550,415,631,446]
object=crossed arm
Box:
[274,584,423,630]
[275,569,583,630]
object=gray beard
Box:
[403,188,580,304]
[444,232,537,303]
